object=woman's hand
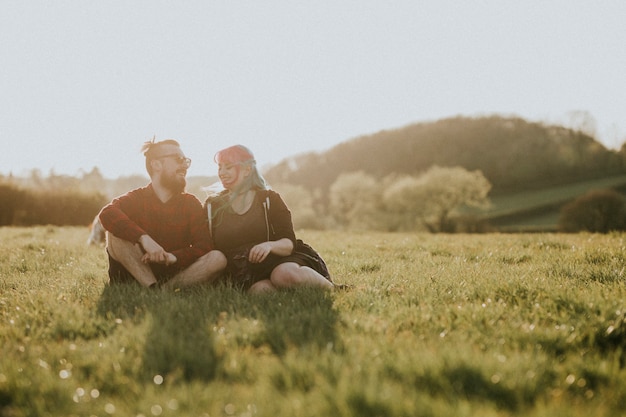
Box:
[248,238,294,263]
[248,242,273,263]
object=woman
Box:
[205,145,334,293]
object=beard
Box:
[162,170,186,193]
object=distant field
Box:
[1,227,626,416]
[466,174,626,231]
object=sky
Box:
[1,1,625,179]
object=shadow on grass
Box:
[443,365,519,411]
[96,284,342,382]
[96,284,219,381]
[252,288,342,356]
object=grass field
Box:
[1,226,626,416]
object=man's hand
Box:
[139,235,177,266]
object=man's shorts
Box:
[107,251,175,285]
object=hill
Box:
[264,115,625,195]
[262,115,626,231]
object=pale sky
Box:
[1,1,625,179]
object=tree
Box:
[566,110,597,139]
[558,189,626,233]
[0,182,27,226]
[79,167,106,193]
[328,171,383,230]
[272,183,323,229]
[382,174,427,231]
[383,166,491,232]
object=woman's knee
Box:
[270,263,300,287]
[270,263,333,290]
[248,279,276,294]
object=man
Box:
[99,138,226,289]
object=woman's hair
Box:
[214,145,268,191]
[209,145,269,225]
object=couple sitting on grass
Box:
[99,138,336,294]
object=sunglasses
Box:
[154,153,192,168]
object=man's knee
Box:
[106,232,141,261]
[106,232,122,259]
[198,250,227,271]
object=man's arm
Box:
[99,188,148,244]
[100,188,177,266]
[139,234,176,265]
[168,195,214,269]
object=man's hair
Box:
[141,137,181,176]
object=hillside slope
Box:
[264,115,625,194]
[466,174,626,231]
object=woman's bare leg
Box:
[248,279,277,294]
[270,262,334,290]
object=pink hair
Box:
[214,145,255,165]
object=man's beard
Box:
[162,171,186,193]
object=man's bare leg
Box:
[161,250,227,290]
[106,233,158,287]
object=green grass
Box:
[459,174,626,231]
[483,174,626,218]
[1,226,626,416]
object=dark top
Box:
[208,189,296,255]
[206,189,305,285]
[99,184,213,270]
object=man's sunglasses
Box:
[154,154,192,168]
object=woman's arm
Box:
[267,190,297,246]
[248,191,296,263]
[248,237,294,263]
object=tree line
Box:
[0,182,106,227]
[267,165,491,232]
[0,168,142,227]
[1,164,491,232]
[0,167,218,227]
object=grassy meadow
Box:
[1,226,626,417]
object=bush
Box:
[18,190,108,226]
[0,183,28,226]
[558,189,626,233]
